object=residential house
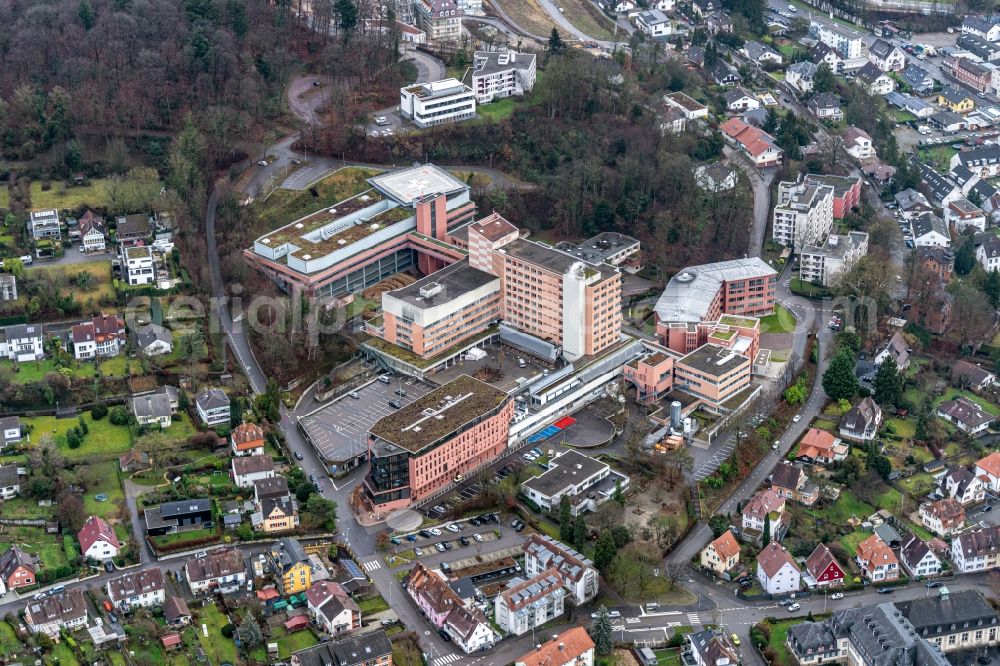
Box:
[0,546,36,592]
[115,214,152,244]
[743,40,783,66]
[0,464,20,500]
[24,589,88,638]
[902,63,935,94]
[185,548,249,594]
[952,526,1000,572]
[810,42,843,72]
[135,323,173,356]
[977,451,1000,492]
[306,580,361,635]
[930,110,967,133]
[233,454,275,488]
[107,568,166,611]
[944,57,992,92]
[839,397,882,442]
[917,246,954,282]
[660,108,686,136]
[514,627,595,666]
[131,392,173,428]
[143,499,213,536]
[771,462,819,505]
[253,477,300,533]
[796,428,848,465]
[267,538,313,595]
[937,398,993,437]
[756,542,801,595]
[695,163,737,192]
[978,235,1000,272]
[895,188,933,218]
[78,515,121,562]
[954,360,997,392]
[855,62,895,95]
[855,534,899,582]
[868,39,906,71]
[899,534,942,578]
[407,562,494,652]
[785,61,819,93]
[719,118,783,167]
[290,630,393,666]
[806,92,843,121]
[938,464,987,504]
[520,449,629,516]
[635,9,671,37]
[232,422,266,456]
[938,88,976,114]
[494,568,566,635]
[963,15,1000,42]
[29,209,61,242]
[195,388,231,427]
[919,498,966,537]
[844,126,875,160]
[0,324,44,362]
[688,629,740,666]
[911,157,962,207]
[910,213,950,248]
[699,530,741,574]
[663,92,709,120]
[741,489,789,543]
[123,245,155,286]
[953,145,1000,179]
[0,416,21,449]
[895,589,1000,653]
[945,197,986,232]
[690,0,717,16]
[723,88,761,112]
[805,544,845,588]
[0,274,15,301]
[712,61,742,87]
[78,210,106,252]
[119,449,152,474]
[523,534,599,604]
[71,313,126,360]
[874,331,910,370]
[164,596,192,626]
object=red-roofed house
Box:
[720,117,783,168]
[161,633,182,650]
[231,422,265,457]
[71,314,126,360]
[855,534,899,582]
[796,428,848,465]
[919,498,966,537]
[756,543,800,594]
[306,580,361,635]
[77,516,121,562]
[976,451,1000,492]
[514,627,595,666]
[700,530,741,574]
[805,543,845,587]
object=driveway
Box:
[26,245,113,269]
[123,478,158,564]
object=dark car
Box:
[442,541,453,550]
[878,587,895,594]
[419,530,432,539]
[389,400,402,409]
[394,389,407,397]
[926,581,941,588]
[470,518,482,527]
[294,451,304,460]
[459,537,470,546]
[515,522,525,532]
[406,534,417,542]
[438,629,451,642]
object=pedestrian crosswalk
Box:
[362,559,383,572]
[688,613,702,625]
[433,654,461,666]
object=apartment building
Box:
[856,534,899,582]
[844,127,876,160]
[868,39,906,71]
[523,534,599,605]
[799,232,869,287]
[802,174,862,220]
[71,313,126,360]
[253,477,300,533]
[623,350,676,403]
[362,375,512,513]
[741,489,788,543]
[266,538,312,595]
[245,164,474,299]
[944,57,992,92]
[232,422,266,456]
[195,388,231,426]
[673,344,752,406]
[415,0,463,42]
[369,260,501,359]
[494,568,565,635]
[123,245,155,286]
[899,535,941,578]
[107,568,166,611]
[401,79,476,128]
[471,51,536,103]
[896,590,1000,653]
[952,145,1000,179]
[945,197,987,232]
[24,590,88,638]
[953,526,1000,572]
[406,562,494,652]
[232,455,275,488]
[810,17,863,58]
[964,15,1000,41]
[185,549,249,594]
[772,179,834,249]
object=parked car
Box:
[414,547,423,556]
[446,523,460,533]
[459,537,470,546]
[294,451,304,461]
[787,603,801,612]
[438,629,451,642]
[926,581,941,588]
[473,533,484,542]
[429,528,442,536]
[442,541,453,550]
[792,414,801,423]
[435,543,446,552]
[731,633,741,646]
[406,534,417,542]
[878,587,895,595]
[419,530,432,538]
[830,592,843,600]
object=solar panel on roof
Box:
[342,559,364,579]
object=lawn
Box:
[805,489,874,526]
[150,526,219,549]
[5,356,128,384]
[357,593,390,615]
[934,388,1000,417]
[254,166,382,232]
[897,472,935,497]
[762,618,806,666]
[891,109,917,123]
[0,620,25,660]
[82,461,125,519]
[50,643,80,666]
[476,98,516,123]
[839,530,870,560]
[873,486,902,514]
[656,648,682,666]
[0,178,154,211]
[558,0,618,41]
[759,304,797,333]
[26,260,115,303]
[273,626,320,658]
[196,604,238,665]
[886,417,916,438]
[21,413,133,459]
[0,530,72,572]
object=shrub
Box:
[221,624,235,638]
[91,403,108,420]
[109,406,131,426]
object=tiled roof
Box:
[757,542,798,577]
[516,627,595,666]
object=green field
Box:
[6,355,130,384]
[0,529,73,572]
[759,304,797,333]
[886,417,916,438]
[476,98,517,123]
[0,178,154,211]
[254,167,382,232]
[804,489,874,526]
[21,413,133,458]
[839,530,870,559]
[558,0,618,41]
[82,461,126,519]
[196,605,238,665]
[25,260,116,304]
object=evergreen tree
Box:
[237,614,263,649]
[956,235,976,276]
[612,480,625,506]
[812,62,835,93]
[548,28,564,53]
[822,348,859,400]
[573,514,588,551]
[78,0,95,30]
[873,356,904,408]
[594,530,617,570]
[762,512,771,547]
[705,41,718,68]
[335,0,358,33]
[591,608,613,655]
[559,495,573,542]
[984,269,1000,308]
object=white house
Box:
[77,516,121,562]
[494,568,565,636]
[899,535,941,578]
[978,236,1000,272]
[24,590,88,638]
[445,605,495,653]
[107,568,166,611]
[400,79,476,128]
[919,499,965,537]
[785,61,818,93]
[0,324,44,362]
[938,465,987,504]
[855,534,899,582]
[856,62,896,95]
[71,314,125,360]
[743,40,783,66]
[78,211,106,253]
[135,323,173,356]
[951,526,1000,573]
[131,393,173,428]
[756,542,800,595]
[305,580,361,635]
[963,16,1000,42]
[521,450,629,515]
[945,197,987,232]
[937,399,992,437]
[635,9,671,37]
[195,388,231,427]
[29,209,61,241]
[185,549,249,595]
[844,127,876,160]
[976,452,1000,493]
[910,213,950,248]
[470,51,536,104]
[839,397,882,441]
[868,39,906,72]
[0,417,21,449]
[0,464,20,500]
[232,455,276,488]
[741,489,787,542]
[723,88,761,112]
[123,245,155,286]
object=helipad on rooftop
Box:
[369,164,468,204]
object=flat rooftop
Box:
[369,374,509,454]
[677,344,748,375]
[473,50,535,76]
[386,260,498,310]
[503,239,613,277]
[369,164,468,205]
[522,450,608,498]
[402,79,472,102]
[555,232,639,265]
[654,257,775,324]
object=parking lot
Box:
[383,514,527,574]
[299,375,435,468]
[431,342,552,392]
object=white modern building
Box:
[952,526,1000,573]
[521,450,628,515]
[810,17,863,58]
[123,245,155,286]
[494,569,565,636]
[400,79,476,128]
[799,232,869,287]
[29,209,61,241]
[523,534,598,605]
[471,51,536,104]
[772,180,834,249]
[195,388,231,427]
[635,9,671,37]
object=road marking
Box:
[688,613,702,625]
[362,559,383,572]
[433,654,461,665]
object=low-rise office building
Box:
[521,450,629,515]
[673,344,752,407]
[400,79,476,128]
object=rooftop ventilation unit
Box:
[420,283,443,299]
